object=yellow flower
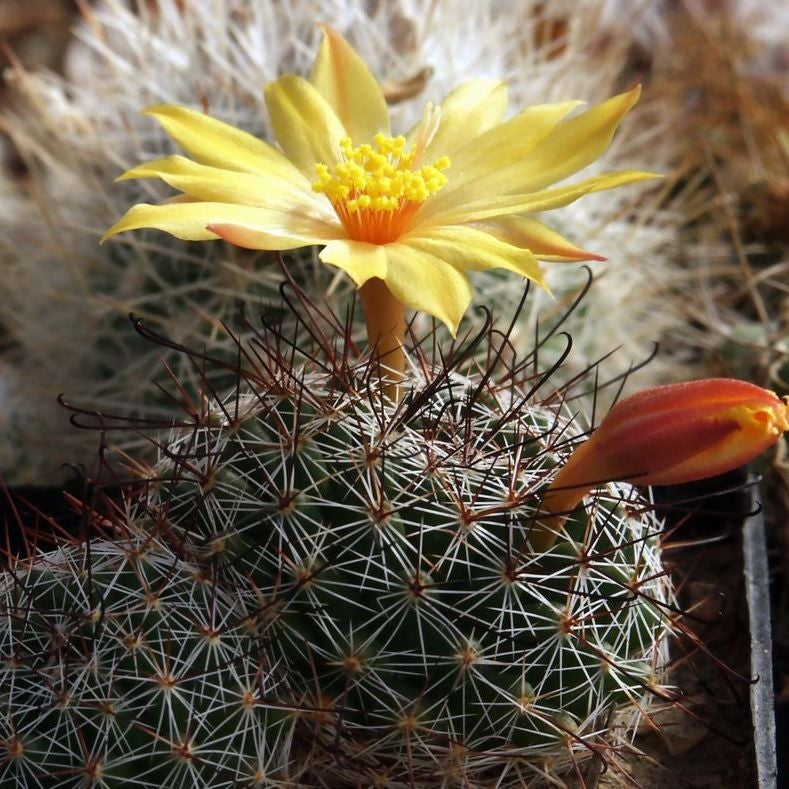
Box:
[104,26,656,368]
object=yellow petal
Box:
[494,85,643,194]
[143,104,296,178]
[310,26,390,142]
[470,216,606,262]
[420,169,659,226]
[102,201,338,248]
[422,100,582,214]
[318,239,388,287]
[117,155,331,215]
[383,243,473,336]
[406,101,441,160]
[207,222,328,251]
[421,79,509,161]
[402,226,546,283]
[264,75,346,175]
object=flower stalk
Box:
[358,278,406,398]
[532,378,789,552]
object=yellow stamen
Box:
[313,134,450,244]
[726,402,789,437]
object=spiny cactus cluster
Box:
[0,528,297,787]
[1,301,673,786]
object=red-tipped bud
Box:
[533,379,789,551]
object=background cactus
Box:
[1,296,673,786]
[0,528,299,787]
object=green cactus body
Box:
[0,533,298,787]
[0,304,673,785]
[139,366,671,784]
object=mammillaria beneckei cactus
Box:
[0,300,674,786]
[0,528,294,786]
[8,289,785,785]
[146,336,674,785]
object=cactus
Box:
[0,295,673,786]
[0,527,300,787]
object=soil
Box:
[604,538,756,787]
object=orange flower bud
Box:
[533,379,789,551]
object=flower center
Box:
[313,134,450,244]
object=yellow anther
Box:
[312,134,451,217]
[312,134,452,243]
